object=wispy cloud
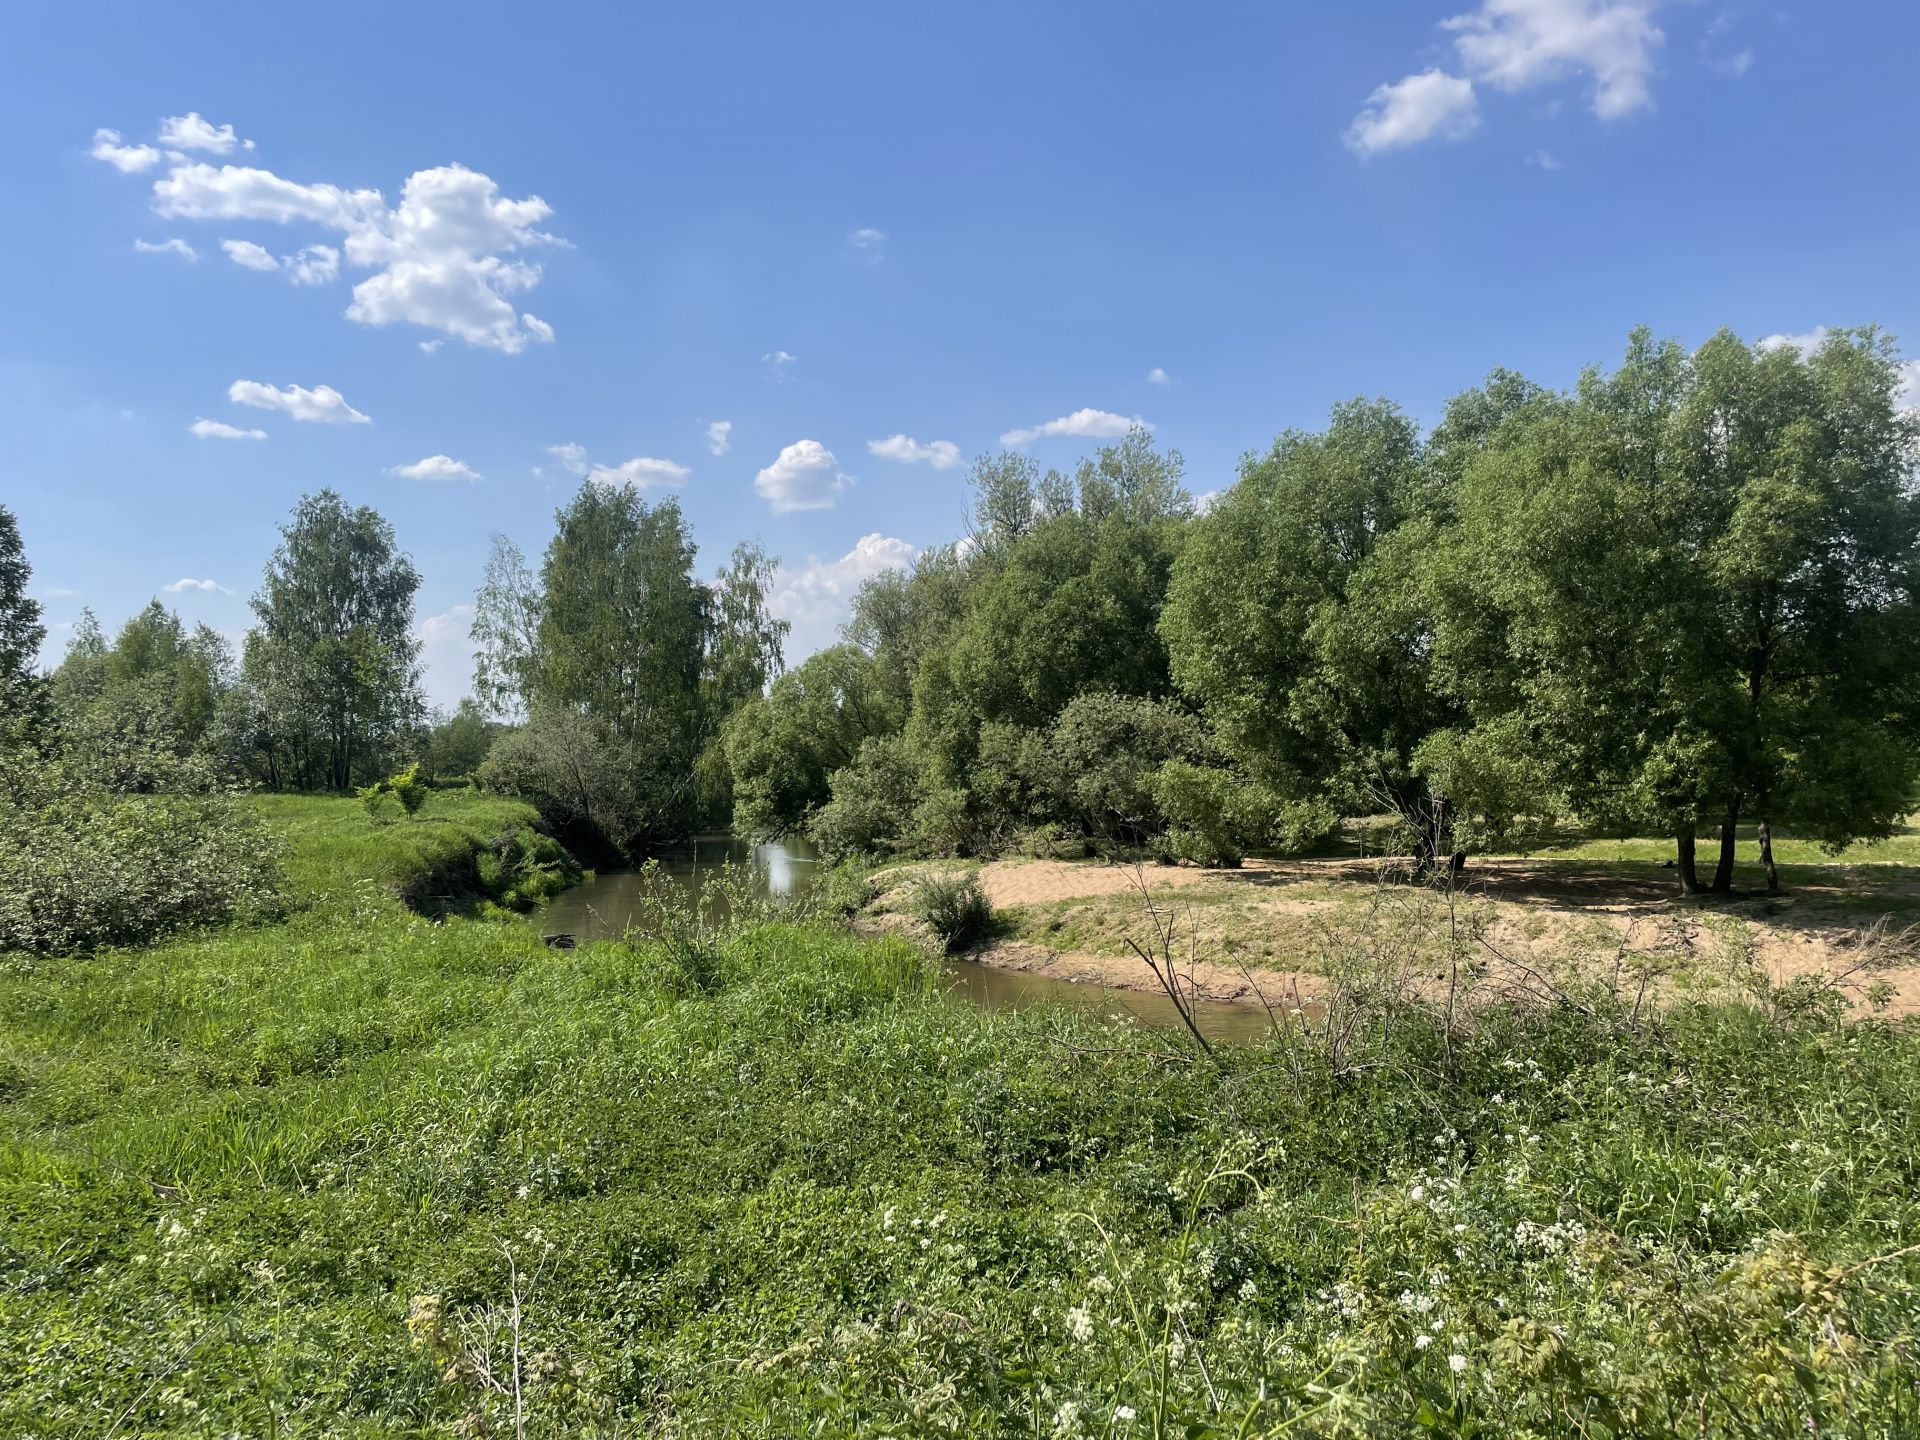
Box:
[133,237,197,260]
[92,128,161,173]
[707,420,732,456]
[1000,408,1149,446]
[547,441,688,490]
[867,434,961,469]
[164,577,230,594]
[1347,70,1481,154]
[189,418,267,440]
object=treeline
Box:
[725,327,1920,894]
[7,323,1917,899]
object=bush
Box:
[480,709,693,859]
[358,762,429,823]
[910,870,993,953]
[808,734,923,858]
[0,750,283,954]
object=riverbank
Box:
[251,789,584,916]
[5,804,1920,1435]
[861,846,1920,1017]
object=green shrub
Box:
[816,857,877,915]
[358,763,428,823]
[808,734,922,858]
[910,869,993,952]
[0,752,283,954]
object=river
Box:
[536,834,1278,1044]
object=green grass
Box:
[252,789,579,913]
[2,806,1919,1435]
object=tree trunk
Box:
[1709,792,1742,894]
[1676,824,1700,896]
[1758,817,1780,896]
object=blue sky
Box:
[4,1,1915,707]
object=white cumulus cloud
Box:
[867,434,961,469]
[756,440,851,512]
[707,419,732,456]
[228,380,370,424]
[1446,0,1665,120]
[1347,69,1481,154]
[1349,1,1666,153]
[547,442,590,475]
[164,577,230,594]
[92,128,161,173]
[388,454,481,482]
[772,533,919,660]
[134,237,198,260]
[189,418,267,440]
[999,408,1150,446]
[1147,367,1173,385]
[221,238,280,271]
[159,112,248,154]
[100,125,565,352]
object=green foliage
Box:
[1428,328,1920,889]
[357,762,428,823]
[723,644,896,839]
[0,746,283,954]
[242,489,424,792]
[476,486,789,853]
[807,732,924,858]
[251,789,574,912]
[908,868,994,952]
[421,698,505,781]
[5,826,1920,1434]
[479,708,689,859]
[0,504,43,738]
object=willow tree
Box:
[1430,328,1920,894]
[1162,399,1472,866]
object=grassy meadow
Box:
[3,798,1920,1436]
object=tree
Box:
[1428,328,1920,893]
[1679,328,1920,891]
[723,644,896,837]
[422,699,505,780]
[1163,399,1469,865]
[0,504,45,737]
[470,534,541,721]
[705,541,788,716]
[247,490,423,792]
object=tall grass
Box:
[1,798,1917,1435]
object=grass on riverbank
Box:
[252,789,582,914]
[3,799,1919,1436]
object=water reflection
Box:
[537,833,822,942]
[942,958,1280,1045]
[538,838,1279,1045]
